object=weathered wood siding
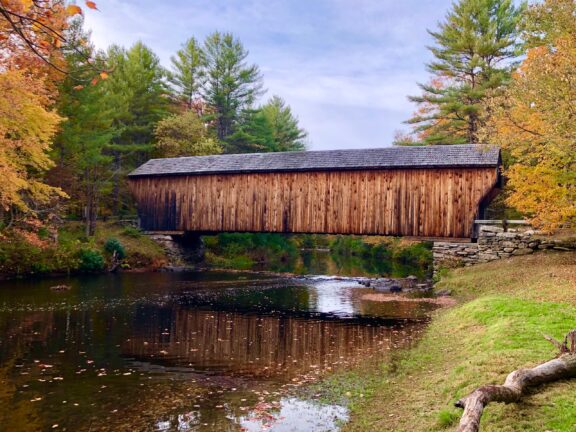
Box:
[129,167,499,238]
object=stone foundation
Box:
[433,225,576,270]
[147,232,205,267]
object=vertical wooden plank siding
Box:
[129,167,499,238]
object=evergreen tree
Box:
[406,0,524,144]
[224,109,274,153]
[52,18,116,236]
[225,98,308,153]
[169,37,206,109]
[259,96,307,151]
[201,32,264,145]
[103,42,172,214]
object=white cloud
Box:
[83,0,453,150]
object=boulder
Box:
[480,225,504,233]
[512,248,534,256]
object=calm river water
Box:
[0,269,436,431]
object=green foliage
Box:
[0,222,167,278]
[78,248,105,272]
[104,41,172,215]
[225,96,308,153]
[54,18,116,235]
[202,32,264,143]
[153,110,222,157]
[37,227,49,240]
[169,37,206,108]
[259,96,307,152]
[168,35,305,154]
[295,234,330,249]
[104,238,126,259]
[329,237,432,278]
[406,0,524,144]
[203,233,298,270]
[225,108,275,153]
[0,232,79,276]
[203,233,432,278]
[393,242,433,268]
[121,226,143,238]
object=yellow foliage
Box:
[480,0,576,231]
[0,70,65,212]
[154,110,223,158]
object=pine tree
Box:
[224,109,273,153]
[259,96,307,152]
[103,42,172,215]
[169,37,206,109]
[406,0,523,144]
[201,32,264,145]
[225,98,308,154]
[52,18,116,236]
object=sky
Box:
[83,0,455,151]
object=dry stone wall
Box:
[433,225,576,269]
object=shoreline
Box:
[319,251,576,432]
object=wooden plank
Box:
[128,166,500,239]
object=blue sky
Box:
[84,0,454,150]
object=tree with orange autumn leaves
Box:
[0,1,99,235]
[480,0,576,231]
[0,0,99,75]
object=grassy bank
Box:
[0,222,167,278]
[325,251,576,431]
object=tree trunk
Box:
[467,112,478,144]
[85,171,98,237]
[455,330,576,432]
[112,152,121,216]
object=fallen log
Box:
[455,330,576,432]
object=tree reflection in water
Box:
[0,272,433,431]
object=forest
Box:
[0,0,574,277]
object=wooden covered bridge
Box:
[128,144,501,240]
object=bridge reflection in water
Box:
[0,272,435,431]
[122,307,425,380]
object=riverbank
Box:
[322,251,576,431]
[202,233,433,278]
[0,222,167,279]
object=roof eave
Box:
[127,164,500,178]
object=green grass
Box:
[335,251,576,432]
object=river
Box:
[0,260,437,431]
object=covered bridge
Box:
[128,144,501,240]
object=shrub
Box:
[393,242,433,268]
[121,226,142,238]
[104,238,126,259]
[330,236,370,257]
[202,233,298,270]
[78,249,105,272]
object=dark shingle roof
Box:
[129,144,500,177]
